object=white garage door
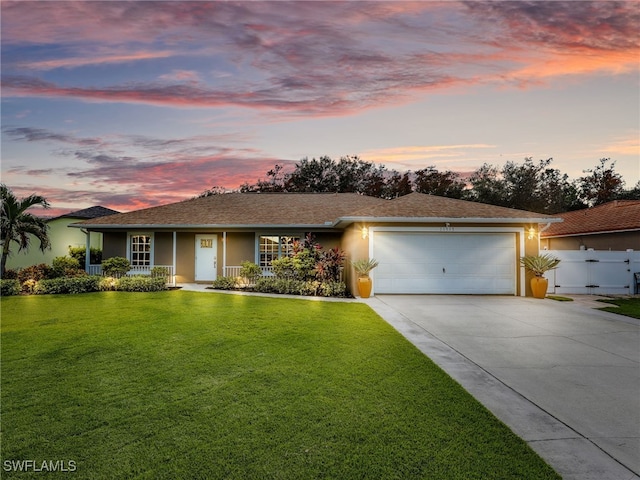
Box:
[373,232,516,294]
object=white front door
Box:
[195,234,217,281]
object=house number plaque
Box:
[200,239,213,248]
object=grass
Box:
[1,292,559,479]
[546,295,574,302]
[597,297,640,319]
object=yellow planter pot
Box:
[357,276,372,298]
[530,277,548,299]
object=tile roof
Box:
[74,192,558,229]
[541,200,640,237]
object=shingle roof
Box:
[55,206,120,220]
[75,193,382,227]
[347,192,556,220]
[74,192,558,229]
[541,200,640,237]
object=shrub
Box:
[18,264,55,284]
[316,247,346,282]
[102,257,131,277]
[52,256,84,278]
[253,277,279,293]
[291,249,318,281]
[271,257,297,279]
[22,279,38,294]
[1,269,18,280]
[319,281,348,298]
[254,278,303,295]
[239,261,262,285]
[98,276,118,291]
[116,276,166,292]
[212,276,238,290]
[68,246,102,267]
[299,280,321,296]
[253,278,346,297]
[150,266,170,277]
[0,279,20,296]
[33,276,101,295]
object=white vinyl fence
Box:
[544,250,640,295]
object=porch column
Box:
[172,231,177,286]
[222,231,227,277]
[83,229,91,272]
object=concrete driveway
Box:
[364,295,639,480]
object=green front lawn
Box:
[1,292,559,479]
[597,297,640,319]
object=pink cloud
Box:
[17,50,176,71]
[2,2,637,117]
[3,127,295,211]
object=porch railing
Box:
[87,265,175,286]
[224,266,274,278]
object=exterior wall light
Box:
[361,226,369,239]
[527,227,536,240]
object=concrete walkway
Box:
[363,295,639,480]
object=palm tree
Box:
[1,184,51,277]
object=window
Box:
[258,235,299,267]
[130,235,151,266]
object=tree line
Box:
[198,156,639,214]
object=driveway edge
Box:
[363,297,640,480]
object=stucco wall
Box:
[175,233,196,283]
[340,223,370,296]
[225,232,255,266]
[541,231,639,251]
[154,232,174,265]
[102,232,127,259]
[5,219,103,270]
[96,224,542,296]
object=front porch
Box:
[87,264,176,286]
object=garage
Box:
[372,231,516,294]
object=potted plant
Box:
[351,258,379,298]
[520,254,560,299]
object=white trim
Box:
[254,232,304,266]
[84,230,91,271]
[74,223,337,230]
[223,231,227,275]
[195,234,218,281]
[126,232,155,267]
[172,231,177,286]
[337,216,561,227]
[368,226,526,296]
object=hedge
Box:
[211,276,238,290]
[33,276,101,295]
[253,278,347,297]
[15,275,167,296]
[0,279,21,296]
[115,276,167,292]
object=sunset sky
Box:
[2,1,639,216]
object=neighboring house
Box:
[72,192,560,296]
[540,200,640,251]
[539,201,640,295]
[6,206,119,271]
